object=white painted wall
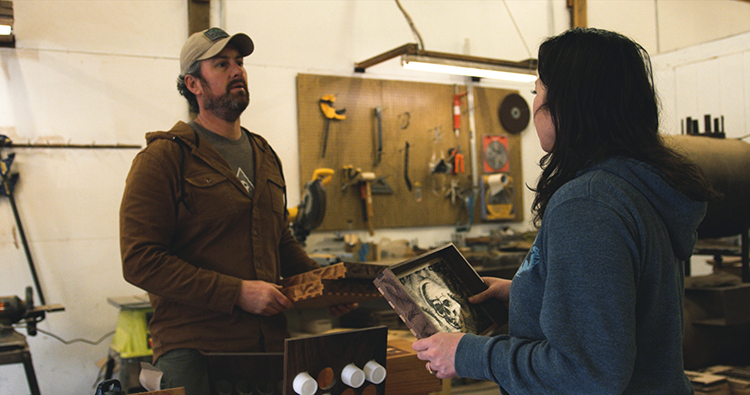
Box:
[1,1,748,393]
[654,31,750,139]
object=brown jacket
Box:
[120,121,318,361]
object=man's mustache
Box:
[227,79,247,92]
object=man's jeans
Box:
[154,348,210,395]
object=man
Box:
[120,28,352,395]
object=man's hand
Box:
[412,332,465,379]
[328,303,359,317]
[468,277,511,307]
[237,280,293,316]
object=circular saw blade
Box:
[484,140,508,171]
[498,93,530,134]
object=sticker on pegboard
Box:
[481,174,515,221]
[483,135,509,173]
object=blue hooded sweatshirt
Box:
[455,157,705,394]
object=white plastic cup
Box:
[341,363,365,388]
[363,360,387,384]
[293,372,318,395]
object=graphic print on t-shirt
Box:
[237,167,254,195]
[516,245,540,276]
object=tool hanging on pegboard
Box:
[319,95,346,158]
[374,106,383,166]
[498,93,530,134]
[403,141,412,191]
[453,86,468,138]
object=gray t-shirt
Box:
[189,121,255,195]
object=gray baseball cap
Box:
[180,27,254,75]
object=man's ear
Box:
[184,74,203,96]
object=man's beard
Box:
[202,78,250,122]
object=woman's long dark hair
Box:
[531,28,717,226]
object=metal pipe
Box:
[669,135,750,282]
[668,135,750,239]
[3,177,46,304]
[466,79,479,193]
[7,143,141,149]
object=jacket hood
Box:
[583,157,706,260]
[145,121,198,147]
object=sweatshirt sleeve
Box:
[120,147,242,314]
[456,197,639,394]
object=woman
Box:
[413,28,716,394]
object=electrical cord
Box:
[502,0,533,58]
[394,0,532,59]
[395,0,425,50]
[5,321,115,346]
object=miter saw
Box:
[288,168,334,245]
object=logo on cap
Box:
[204,27,229,42]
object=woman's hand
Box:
[469,277,511,307]
[412,332,465,379]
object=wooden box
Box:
[386,335,443,395]
[373,244,507,339]
[280,262,386,309]
[203,352,284,395]
[283,326,388,395]
[685,283,750,326]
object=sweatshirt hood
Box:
[583,157,706,260]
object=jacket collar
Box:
[147,121,275,200]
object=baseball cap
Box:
[180,27,254,75]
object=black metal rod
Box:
[743,226,749,283]
[3,178,46,305]
[7,143,141,149]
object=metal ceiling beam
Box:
[567,0,587,29]
[188,0,210,36]
[0,0,14,48]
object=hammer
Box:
[359,171,376,235]
[319,94,346,158]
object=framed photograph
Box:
[374,243,508,339]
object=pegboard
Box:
[296,74,524,233]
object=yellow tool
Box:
[288,168,334,245]
[288,168,334,222]
[310,168,335,186]
[319,95,346,158]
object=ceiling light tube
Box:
[0,24,11,35]
[402,54,537,83]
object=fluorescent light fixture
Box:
[402,54,536,83]
[355,43,537,83]
[0,0,13,47]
